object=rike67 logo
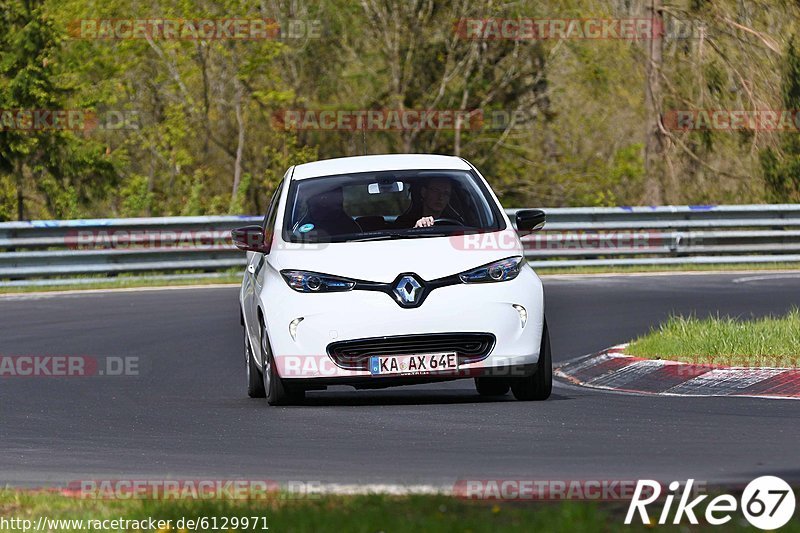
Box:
[626,477,796,530]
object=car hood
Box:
[271,229,524,283]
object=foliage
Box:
[1,0,799,220]
[760,37,800,202]
[0,0,119,221]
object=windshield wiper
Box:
[347,231,450,242]
[346,234,398,242]
[405,232,448,238]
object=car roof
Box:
[291,154,472,180]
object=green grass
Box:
[626,308,800,367]
[0,490,625,532]
[2,489,797,532]
[0,274,240,294]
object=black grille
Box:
[327,333,495,370]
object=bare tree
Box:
[643,0,665,204]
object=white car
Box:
[234,154,550,405]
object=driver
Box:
[394,177,457,228]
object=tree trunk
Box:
[231,79,245,206]
[454,87,470,157]
[15,161,24,221]
[643,0,665,205]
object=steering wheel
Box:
[433,217,465,226]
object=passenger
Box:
[305,188,362,236]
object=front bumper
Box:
[262,266,544,383]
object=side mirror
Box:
[514,209,546,234]
[231,225,270,253]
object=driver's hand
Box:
[414,216,435,228]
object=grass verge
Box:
[0,490,620,532]
[0,275,240,294]
[1,490,796,532]
[626,308,800,367]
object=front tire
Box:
[511,319,552,401]
[245,327,266,398]
[261,322,304,406]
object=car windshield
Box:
[282,169,505,243]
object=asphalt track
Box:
[1,272,800,488]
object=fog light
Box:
[289,317,304,341]
[512,304,527,328]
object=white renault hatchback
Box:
[234,154,550,405]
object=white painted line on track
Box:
[732,273,800,283]
[665,368,787,395]
[553,375,798,400]
[308,484,451,495]
[0,284,239,300]
[542,269,800,281]
[585,359,666,388]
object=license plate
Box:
[369,352,458,376]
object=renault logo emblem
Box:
[393,274,423,306]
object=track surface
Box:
[2,273,800,487]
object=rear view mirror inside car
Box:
[368,181,404,194]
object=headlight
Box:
[459,256,523,283]
[281,270,356,292]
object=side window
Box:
[262,180,284,253]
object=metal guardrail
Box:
[2,205,800,286]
